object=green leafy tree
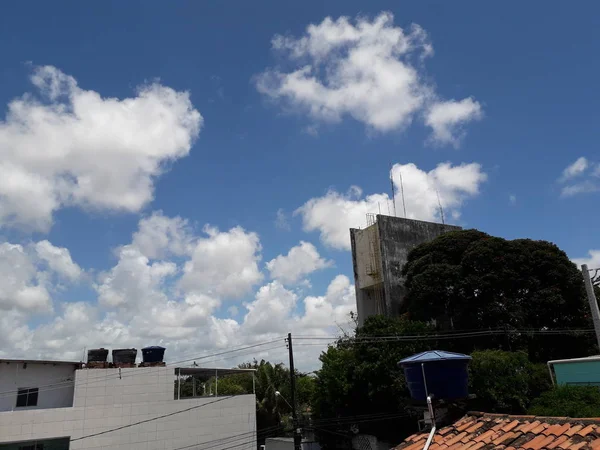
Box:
[468,350,552,413]
[313,316,435,448]
[402,230,595,361]
[529,386,600,417]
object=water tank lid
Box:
[142,346,165,350]
[399,350,471,366]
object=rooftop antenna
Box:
[398,166,407,218]
[389,164,397,217]
[436,189,445,225]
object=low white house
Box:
[0,359,256,450]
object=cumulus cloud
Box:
[0,65,202,232]
[132,211,193,259]
[180,225,263,299]
[0,241,82,313]
[266,241,333,284]
[95,245,178,311]
[559,157,600,197]
[34,240,82,281]
[256,12,482,145]
[425,98,483,147]
[0,210,358,370]
[296,161,486,249]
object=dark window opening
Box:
[16,388,39,407]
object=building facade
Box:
[350,215,461,327]
[0,359,256,450]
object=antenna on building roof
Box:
[397,165,407,218]
[390,164,397,217]
[436,189,445,225]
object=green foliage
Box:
[402,230,595,361]
[469,350,552,413]
[313,316,435,447]
[529,386,600,417]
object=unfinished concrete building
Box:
[350,214,461,327]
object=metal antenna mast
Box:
[436,189,445,225]
[389,165,397,217]
[398,167,407,218]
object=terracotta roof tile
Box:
[547,435,570,449]
[545,424,573,437]
[578,425,597,437]
[566,426,584,437]
[392,413,600,450]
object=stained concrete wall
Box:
[351,215,461,326]
[377,215,461,318]
[0,367,256,450]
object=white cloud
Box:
[34,240,82,281]
[300,274,355,331]
[275,208,291,231]
[0,240,83,313]
[256,12,481,144]
[95,245,178,312]
[425,98,483,147]
[296,161,486,249]
[0,65,202,232]
[0,211,358,371]
[509,194,517,206]
[573,250,600,270]
[132,211,193,259]
[243,281,298,335]
[558,157,600,197]
[266,241,333,284]
[560,157,589,182]
[180,225,263,299]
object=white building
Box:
[0,359,256,450]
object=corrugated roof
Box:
[399,351,472,364]
[392,412,600,450]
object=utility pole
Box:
[582,264,600,349]
[287,333,302,450]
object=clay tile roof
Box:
[392,413,600,450]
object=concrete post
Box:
[582,264,600,349]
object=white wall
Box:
[0,367,256,450]
[0,362,76,412]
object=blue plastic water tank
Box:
[142,346,166,363]
[398,351,471,402]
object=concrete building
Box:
[0,359,256,450]
[350,214,461,327]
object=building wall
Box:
[0,367,256,450]
[0,362,77,412]
[351,215,461,326]
[377,215,461,318]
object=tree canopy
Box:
[528,386,600,417]
[401,230,595,361]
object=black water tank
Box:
[112,348,137,365]
[87,348,109,362]
[399,350,471,402]
[142,346,166,363]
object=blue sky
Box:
[0,1,599,369]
